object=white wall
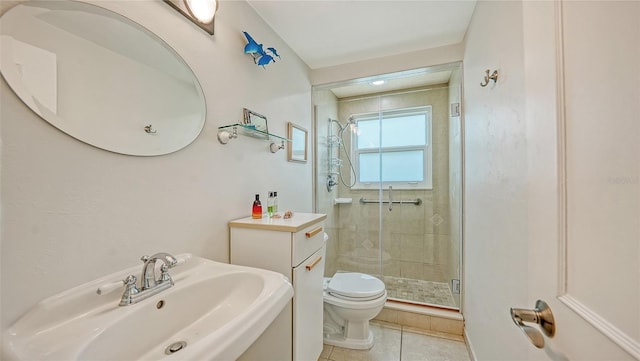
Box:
[0,0,312,330]
[462,1,530,359]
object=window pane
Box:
[381,114,426,147]
[381,150,424,182]
[359,150,424,183]
[357,119,379,149]
[357,113,427,150]
[359,152,381,182]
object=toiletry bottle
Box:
[267,192,274,217]
[273,191,278,214]
[252,194,262,219]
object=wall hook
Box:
[480,69,499,87]
[144,124,157,134]
[217,126,238,144]
[270,140,285,153]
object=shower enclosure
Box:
[313,62,463,309]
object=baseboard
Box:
[463,327,478,361]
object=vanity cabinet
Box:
[230,213,327,361]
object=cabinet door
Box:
[292,245,325,361]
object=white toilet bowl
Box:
[323,272,387,350]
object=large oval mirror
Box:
[0,1,206,156]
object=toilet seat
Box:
[327,272,385,301]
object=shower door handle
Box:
[510,300,556,348]
[388,186,393,211]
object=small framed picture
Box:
[288,122,308,163]
[243,108,269,139]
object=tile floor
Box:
[318,321,471,361]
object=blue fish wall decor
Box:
[243,31,279,68]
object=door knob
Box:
[510,300,555,348]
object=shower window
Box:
[354,106,432,189]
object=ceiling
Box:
[329,69,452,98]
[246,0,477,70]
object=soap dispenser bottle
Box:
[252,194,262,219]
[267,192,274,217]
[273,191,278,214]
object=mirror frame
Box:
[0,0,207,156]
[287,122,308,163]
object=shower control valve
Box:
[327,174,337,192]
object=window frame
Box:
[351,106,433,190]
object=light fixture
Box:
[371,80,385,86]
[164,0,218,35]
[185,0,216,23]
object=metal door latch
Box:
[510,300,556,348]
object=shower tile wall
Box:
[334,86,452,284]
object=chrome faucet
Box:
[114,252,180,306]
[140,252,178,290]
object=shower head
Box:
[330,116,356,131]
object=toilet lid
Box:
[327,272,385,299]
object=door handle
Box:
[510,300,555,348]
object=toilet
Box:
[323,272,387,350]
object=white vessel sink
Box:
[2,254,293,361]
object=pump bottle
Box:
[252,194,262,219]
[273,191,279,214]
[267,192,274,217]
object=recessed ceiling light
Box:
[371,80,385,86]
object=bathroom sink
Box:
[2,254,293,361]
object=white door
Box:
[523,1,639,359]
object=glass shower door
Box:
[356,107,457,308]
[313,62,463,309]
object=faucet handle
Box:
[123,275,139,292]
[167,257,185,268]
[97,279,125,295]
[119,275,140,306]
[96,275,138,296]
[140,255,150,263]
[159,264,173,284]
[159,257,185,283]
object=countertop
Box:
[228,212,327,232]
